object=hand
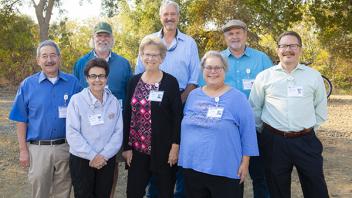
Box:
[122,150,133,167]
[168,144,179,167]
[89,154,107,169]
[19,149,30,168]
[237,156,250,184]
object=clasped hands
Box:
[89,154,107,169]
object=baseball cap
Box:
[94,22,112,34]
[222,19,247,32]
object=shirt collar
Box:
[93,50,112,62]
[87,88,109,106]
[38,71,67,83]
[157,29,186,41]
[275,63,306,72]
[224,46,250,58]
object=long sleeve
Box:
[170,78,182,144]
[237,94,258,156]
[313,75,328,130]
[187,40,200,85]
[66,95,97,160]
[123,77,137,150]
[249,73,266,132]
[100,101,123,159]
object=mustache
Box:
[283,51,295,56]
[45,61,56,66]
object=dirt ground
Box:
[1,87,351,198]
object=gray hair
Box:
[200,50,229,72]
[139,35,167,61]
[159,0,180,16]
[36,40,61,57]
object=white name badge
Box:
[287,86,304,97]
[242,79,255,90]
[148,91,164,102]
[88,114,104,126]
[58,106,67,118]
[206,107,224,119]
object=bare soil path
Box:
[1,88,351,198]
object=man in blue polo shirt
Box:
[72,21,132,198]
[223,19,272,198]
[199,19,273,198]
[9,40,81,198]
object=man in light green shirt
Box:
[249,31,329,198]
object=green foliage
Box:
[0,0,351,90]
[49,18,92,73]
[0,11,38,84]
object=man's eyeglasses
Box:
[87,74,107,80]
[204,66,224,72]
[278,44,301,50]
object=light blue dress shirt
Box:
[249,64,328,132]
[178,87,259,179]
[66,88,123,160]
[199,47,273,98]
[135,30,200,90]
[9,71,81,141]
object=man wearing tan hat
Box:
[199,19,272,198]
[72,22,132,197]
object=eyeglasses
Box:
[87,74,107,80]
[204,66,224,72]
[143,53,160,59]
[278,44,301,50]
[40,54,58,60]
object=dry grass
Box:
[1,89,351,198]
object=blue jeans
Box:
[146,169,185,198]
[249,154,270,198]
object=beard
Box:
[95,41,113,53]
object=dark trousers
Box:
[147,168,185,198]
[183,168,243,198]
[127,150,176,198]
[249,132,270,198]
[69,154,116,198]
[260,127,329,198]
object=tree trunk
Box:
[32,0,55,41]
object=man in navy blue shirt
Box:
[9,40,81,197]
[72,22,132,197]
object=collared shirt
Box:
[73,50,132,102]
[178,87,258,179]
[9,71,81,141]
[66,88,123,160]
[93,50,112,62]
[135,29,200,90]
[199,47,273,98]
[249,63,328,132]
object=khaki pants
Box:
[28,143,71,198]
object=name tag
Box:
[88,114,104,126]
[287,86,304,97]
[148,91,164,102]
[242,79,255,90]
[58,106,67,118]
[206,107,224,119]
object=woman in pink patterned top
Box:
[122,35,182,198]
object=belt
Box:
[29,139,66,145]
[263,123,312,138]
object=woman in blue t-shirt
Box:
[178,51,259,198]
